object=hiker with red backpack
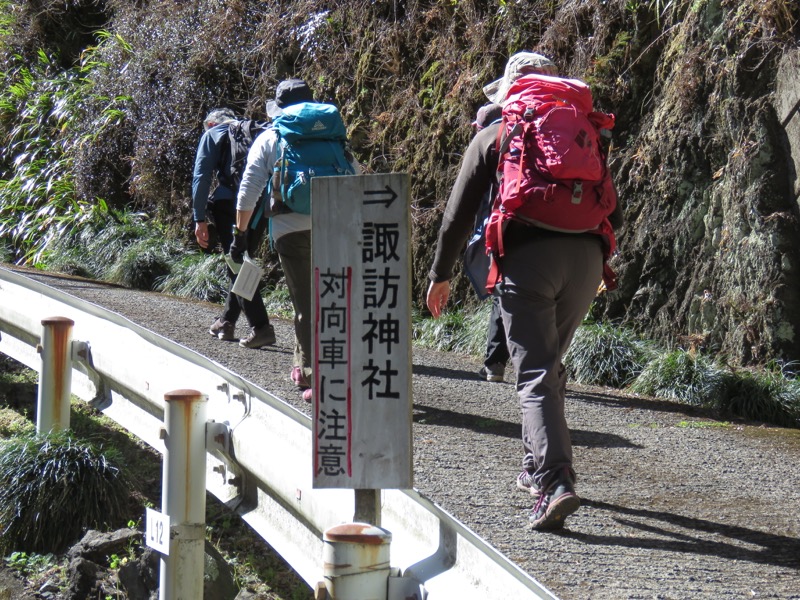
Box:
[191,108,276,349]
[426,52,622,530]
[235,79,359,403]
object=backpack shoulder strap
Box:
[497,121,523,156]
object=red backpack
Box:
[485,73,618,292]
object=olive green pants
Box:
[275,229,312,377]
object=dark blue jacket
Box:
[191,123,234,222]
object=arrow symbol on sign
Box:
[364,185,397,207]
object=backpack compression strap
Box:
[484,205,506,295]
[485,214,618,294]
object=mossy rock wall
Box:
[602,2,800,365]
[2,0,800,366]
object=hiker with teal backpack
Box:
[427,52,623,531]
[191,108,276,349]
[234,79,359,402]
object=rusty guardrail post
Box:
[322,523,392,600]
[36,317,74,433]
[159,389,208,600]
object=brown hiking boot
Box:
[239,324,276,349]
[209,318,235,341]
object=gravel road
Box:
[8,267,800,600]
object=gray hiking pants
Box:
[498,224,603,490]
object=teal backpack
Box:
[269,102,355,214]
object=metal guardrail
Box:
[0,266,557,600]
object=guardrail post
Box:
[36,317,74,433]
[159,389,208,600]
[322,523,391,600]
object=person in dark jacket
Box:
[191,108,275,349]
[426,52,622,531]
[468,102,510,383]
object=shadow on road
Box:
[566,498,800,570]
[412,403,641,449]
[570,388,721,419]
[412,363,482,381]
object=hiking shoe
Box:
[516,470,542,500]
[209,318,235,341]
[302,388,313,402]
[478,363,505,382]
[529,477,580,531]
[239,324,276,349]
[291,366,310,389]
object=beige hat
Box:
[483,52,557,104]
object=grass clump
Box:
[718,362,800,428]
[413,301,491,356]
[45,208,220,295]
[156,252,228,303]
[0,430,130,554]
[565,321,655,387]
[106,235,184,290]
[629,349,728,407]
[44,209,152,279]
[263,283,296,321]
[627,349,800,427]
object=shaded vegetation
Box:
[0,355,312,598]
[416,306,800,428]
[1,0,799,361]
[0,431,130,554]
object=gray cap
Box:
[203,108,236,131]
[266,79,314,118]
[482,52,557,104]
[472,103,502,130]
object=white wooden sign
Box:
[311,173,412,489]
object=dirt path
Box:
[7,267,800,599]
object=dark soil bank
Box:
[7,268,800,600]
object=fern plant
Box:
[0,37,132,266]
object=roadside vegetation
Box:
[0,0,798,429]
[0,0,797,367]
[0,357,312,599]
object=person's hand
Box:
[229,226,247,264]
[194,221,209,249]
[426,280,450,318]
